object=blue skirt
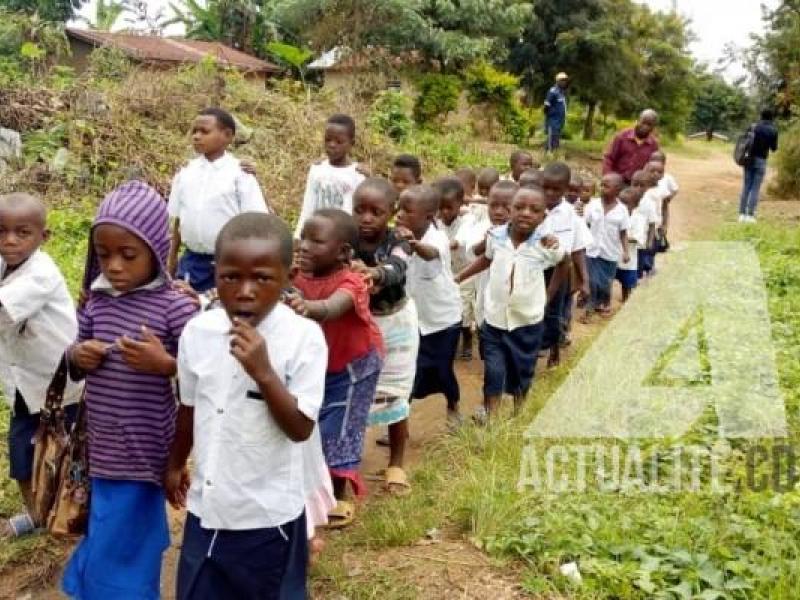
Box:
[177,250,216,293]
[63,478,169,600]
[587,256,617,310]
[412,323,461,408]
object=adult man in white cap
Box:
[544,72,569,152]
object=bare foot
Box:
[309,536,325,567]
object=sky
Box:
[76,0,778,80]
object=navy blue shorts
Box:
[615,268,638,290]
[8,391,78,481]
[637,249,655,277]
[412,323,461,408]
[177,511,307,600]
[177,250,216,293]
[481,321,544,397]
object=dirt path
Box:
[17,144,784,600]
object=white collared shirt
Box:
[178,303,327,530]
[658,173,679,197]
[585,199,630,262]
[404,224,462,335]
[437,213,474,274]
[0,250,82,412]
[640,187,667,227]
[483,224,565,331]
[168,152,268,254]
[293,160,366,238]
[536,199,593,254]
[619,207,648,271]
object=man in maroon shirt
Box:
[603,109,660,183]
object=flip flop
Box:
[384,466,412,496]
[325,501,355,529]
[0,513,35,539]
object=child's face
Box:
[93,224,158,292]
[396,192,432,239]
[216,238,287,327]
[566,181,581,203]
[600,175,623,201]
[512,154,535,180]
[0,206,48,269]
[620,190,639,212]
[646,162,665,184]
[487,190,512,226]
[324,123,354,165]
[542,174,569,209]
[298,216,346,276]
[353,188,393,243]
[437,195,462,226]
[456,173,476,197]
[579,182,594,203]
[631,173,649,197]
[390,166,419,194]
[511,190,547,237]
[191,115,232,159]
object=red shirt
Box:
[602,128,659,182]
[294,269,384,373]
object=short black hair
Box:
[199,107,236,135]
[477,167,500,187]
[518,168,543,189]
[761,108,775,121]
[393,154,422,180]
[403,184,440,214]
[216,212,292,267]
[313,208,359,248]
[354,177,398,210]
[510,150,533,166]
[491,180,520,196]
[514,186,546,205]
[432,176,465,204]
[326,113,356,139]
[0,192,47,229]
[542,161,571,184]
[455,167,476,184]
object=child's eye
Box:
[122,251,139,260]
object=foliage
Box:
[690,71,752,138]
[88,0,128,30]
[465,61,532,143]
[87,45,132,81]
[412,73,461,127]
[769,119,800,199]
[0,0,86,22]
[265,41,312,87]
[278,0,532,70]
[368,90,412,141]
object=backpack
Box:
[734,124,756,167]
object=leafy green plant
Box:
[769,119,800,199]
[368,90,412,141]
[412,73,461,128]
[464,61,532,144]
[87,46,132,81]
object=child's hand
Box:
[171,280,201,307]
[229,318,271,383]
[622,250,631,264]
[541,235,560,250]
[164,465,190,509]
[355,162,372,177]
[394,226,414,242]
[71,340,111,371]
[118,326,176,376]
[240,158,258,177]
[284,291,308,316]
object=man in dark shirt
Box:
[544,72,569,153]
[739,109,779,223]
[603,109,660,183]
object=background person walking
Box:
[543,73,569,153]
[739,109,778,223]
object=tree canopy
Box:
[0,0,85,22]
[690,71,751,139]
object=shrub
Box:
[369,90,413,141]
[464,61,532,144]
[87,47,132,82]
[412,74,461,127]
[769,119,800,199]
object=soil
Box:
[7,143,792,600]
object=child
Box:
[576,176,596,217]
[538,162,592,367]
[396,185,463,426]
[631,169,659,279]
[645,160,671,250]
[63,181,198,599]
[506,150,538,182]
[456,187,566,419]
[168,107,268,292]
[476,167,501,199]
[616,187,648,302]
[290,209,383,525]
[583,173,630,318]
[0,193,82,539]
[165,213,328,599]
[390,154,423,194]
[352,179,418,495]
[455,167,477,201]
[519,168,544,189]
[433,177,476,360]
[650,150,679,234]
[566,173,583,204]
[293,114,367,238]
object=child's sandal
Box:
[325,501,356,529]
[384,466,412,496]
[0,512,35,539]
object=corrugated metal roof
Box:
[66,28,281,73]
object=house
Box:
[308,46,424,93]
[65,28,282,81]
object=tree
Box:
[0,0,86,22]
[690,71,751,140]
[87,0,128,30]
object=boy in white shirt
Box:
[293,114,367,238]
[0,193,81,538]
[166,213,328,598]
[650,151,679,235]
[433,177,476,359]
[631,169,661,279]
[396,185,463,426]
[456,187,566,419]
[168,107,268,292]
[584,173,630,318]
[616,186,648,302]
